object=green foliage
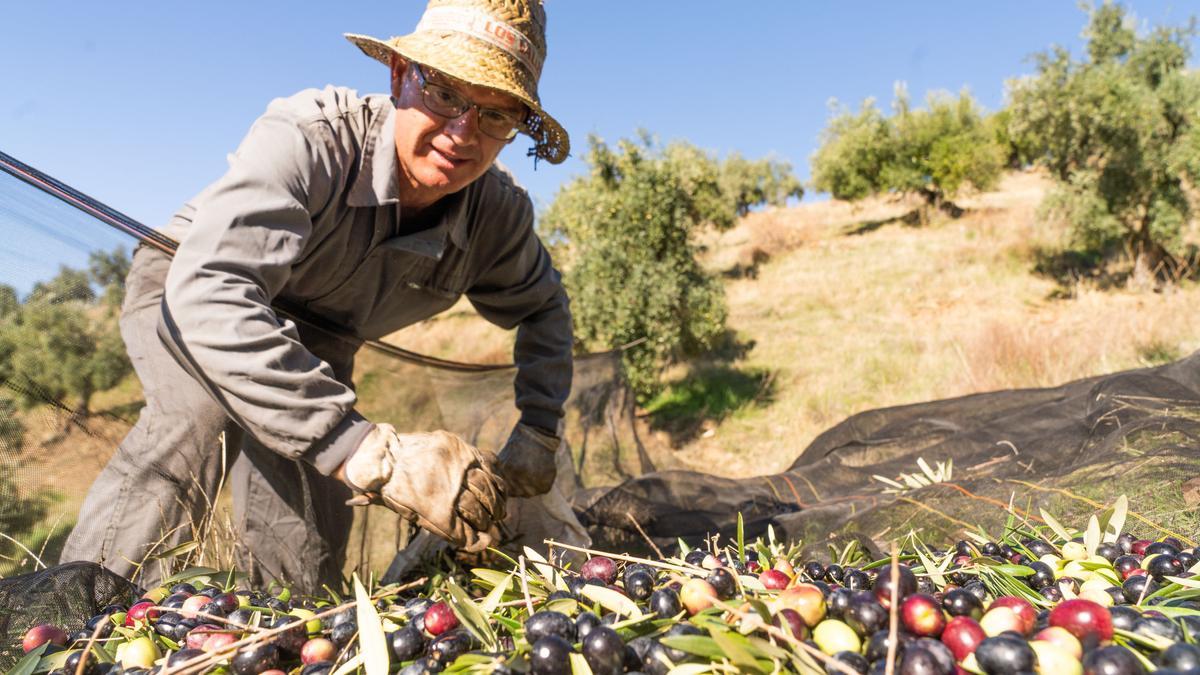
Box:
[0,284,17,319]
[718,153,804,217]
[0,396,47,572]
[88,246,131,308]
[0,258,131,417]
[0,396,23,452]
[4,301,130,414]
[1007,3,1200,275]
[26,265,94,304]
[543,133,796,399]
[809,98,891,202]
[0,397,27,539]
[811,87,1004,214]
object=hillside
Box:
[8,168,1200,573]
[389,168,1200,476]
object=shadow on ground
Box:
[644,363,776,446]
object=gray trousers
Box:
[60,248,354,593]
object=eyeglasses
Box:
[412,65,526,142]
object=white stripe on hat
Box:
[416,6,544,77]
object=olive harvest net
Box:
[4,151,1200,665]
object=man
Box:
[60,0,578,592]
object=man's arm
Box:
[158,106,373,474]
[466,194,572,497]
[466,200,573,432]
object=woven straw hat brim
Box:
[346,32,568,165]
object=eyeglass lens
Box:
[417,67,522,141]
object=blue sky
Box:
[2,1,1197,235]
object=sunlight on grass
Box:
[644,365,772,427]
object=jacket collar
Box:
[347,99,472,255]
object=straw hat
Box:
[346,0,569,165]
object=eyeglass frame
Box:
[410,64,528,142]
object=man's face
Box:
[390,58,524,212]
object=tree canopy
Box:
[810,87,1005,218]
[542,133,800,399]
[1006,3,1200,277]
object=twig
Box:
[549,540,703,575]
[518,556,535,615]
[885,543,900,675]
[74,616,108,675]
[0,532,46,570]
[625,513,665,559]
[896,497,976,530]
[149,607,262,633]
[34,511,67,567]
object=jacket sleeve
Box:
[158,107,373,475]
[466,198,573,433]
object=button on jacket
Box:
[157,85,573,475]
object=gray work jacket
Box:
[157,85,572,475]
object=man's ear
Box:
[389,55,410,98]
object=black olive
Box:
[525,610,576,644]
[1082,645,1146,675]
[624,569,655,601]
[974,635,1035,674]
[530,635,573,675]
[942,588,983,619]
[231,644,280,675]
[827,650,869,675]
[649,588,681,618]
[582,625,626,675]
[389,625,425,662]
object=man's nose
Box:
[443,107,480,144]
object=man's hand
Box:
[497,423,560,498]
[339,424,505,552]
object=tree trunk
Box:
[60,394,90,436]
[1128,228,1179,286]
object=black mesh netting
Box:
[576,353,1200,557]
[0,562,138,669]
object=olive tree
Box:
[1007,3,1200,277]
[811,87,1005,220]
[2,259,131,422]
[542,133,800,399]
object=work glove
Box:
[497,423,560,498]
[341,424,505,553]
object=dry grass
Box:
[383,298,516,364]
[674,170,1200,476]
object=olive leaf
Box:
[444,578,499,652]
[353,575,390,675]
[569,652,595,675]
[479,572,513,615]
[659,634,728,660]
[737,512,746,567]
[160,566,220,586]
[707,628,767,673]
[147,541,199,561]
[522,546,566,591]
[543,597,579,616]
[472,568,512,590]
[8,642,49,675]
[1103,495,1129,544]
[1084,515,1101,557]
[1039,509,1073,543]
[578,583,643,619]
